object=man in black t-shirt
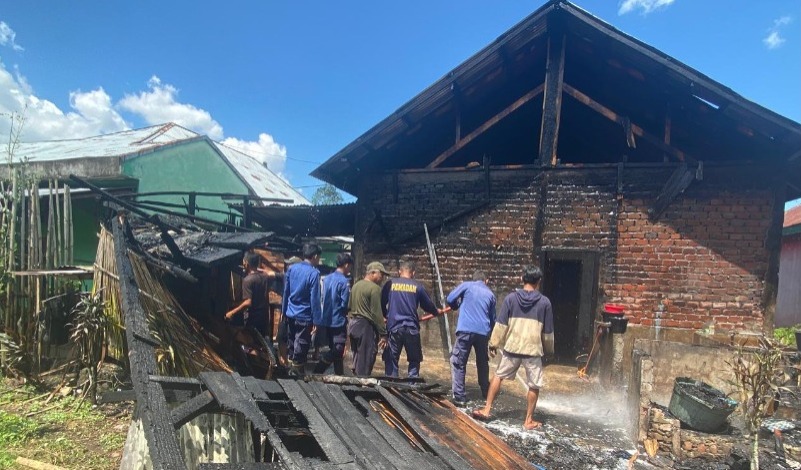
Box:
[226,252,272,335]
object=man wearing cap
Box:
[348,261,389,376]
[381,261,446,378]
[282,243,323,377]
[446,270,496,406]
[313,252,353,375]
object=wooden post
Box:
[64,185,72,265]
[663,102,672,162]
[54,180,63,267]
[188,192,197,220]
[242,195,251,229]
[538,32,566,166]
[761,179,786,335]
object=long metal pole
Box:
[424,223,452,353]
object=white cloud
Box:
[0,60,129,141]
[0,21,23,51]
[763,31,785,50]
[763,16,792,50]
[222,134,288,175]
[0,65,289,175]
[118,75,224,140]
[618,0,676,15]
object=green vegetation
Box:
[0,380,130,469]
[773,325,800,348]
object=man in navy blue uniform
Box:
[281,243,322,377]
[313,252,353,375]
[381,261,445,378]
[446,271,496,406]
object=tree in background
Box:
[311,183,344,205]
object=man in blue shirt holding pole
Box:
[282,243,322,377]
[313,252,353,375]
[446,271,496,407]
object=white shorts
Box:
[495,352,544,390]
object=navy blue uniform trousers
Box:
[450,331,490,401]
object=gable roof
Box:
[14,123,309,205]
[312,0,801,193]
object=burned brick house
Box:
[312,1,801,360]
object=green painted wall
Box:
[72,198,101,265]
[121,141,248,222]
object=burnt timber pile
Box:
[104,216,534,469]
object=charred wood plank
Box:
[200,372,303,470]
[352,396,446,470]
[112,218,185,470]
[149,375,203,392]
[297,380,383,469]
[375,386,473,470]
[322,383,416,470]
[648,163,696,221]
[538,33,566,166]
[241,376,270,400]
[170,390,218,429]
[278,379,356,467]
[427,84,544,168]
[258,379,286,398]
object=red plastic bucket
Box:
[602,304,626,323]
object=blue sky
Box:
[0,1,798,207]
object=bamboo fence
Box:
[0,173,76,372]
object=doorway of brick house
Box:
[540,250,600,361]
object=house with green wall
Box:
[9,123,309,265]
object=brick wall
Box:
[354,164,778,338]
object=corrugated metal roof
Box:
[211,141,307,205]
[785,205,801,229]
[14,123,198,162]
[12,123,309,205]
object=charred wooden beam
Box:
[426,84,544,169]
[761,181,786,334]
[562,83,698,164]
[149,375,203,392]
[538,33,566,166]
[112,218,186,470]
[199,372,302,469]
[664,103,672,162]
[375,386,472,470]
[277,379,354,469]
[353,396,447,470]
[648,163,697,221]
[170,390,218,429]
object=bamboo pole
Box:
[54,180,62,267]
[64,185,72,265]
[47,180,54,270]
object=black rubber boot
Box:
[313,360,330,374]
[333,359,344,376]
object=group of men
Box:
[226,243,554,430]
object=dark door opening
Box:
[542,259,583,359]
